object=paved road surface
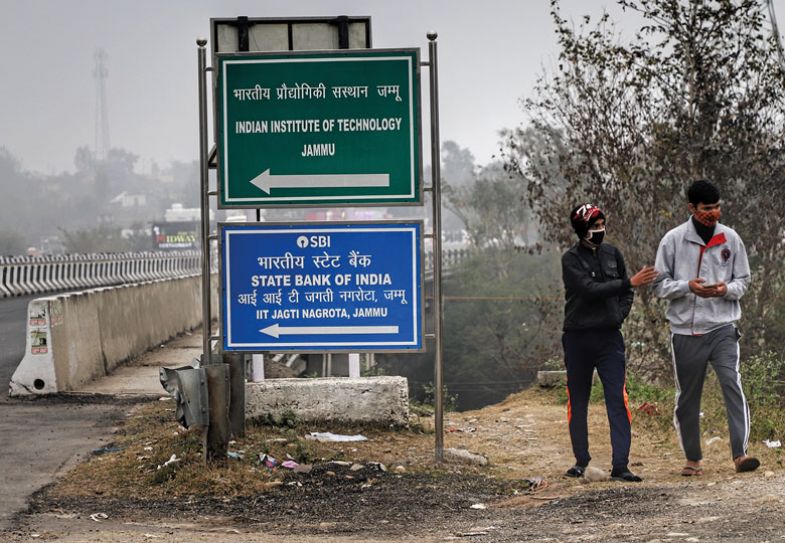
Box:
[0,294,34,403]
[0,296,137,530]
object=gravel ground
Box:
[4,387,784,542]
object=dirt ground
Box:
[3,387,784,542]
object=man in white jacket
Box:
[654,180,759,476]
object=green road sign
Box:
[216,49,421,207]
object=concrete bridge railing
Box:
[0,251,202,298]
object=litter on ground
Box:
[156,454,179,470]
[306,432,368,442]
[260,453,278,468]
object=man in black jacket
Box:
[562,203,658,482]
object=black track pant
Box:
[563,329,632,470]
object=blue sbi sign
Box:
[221,221,423,351]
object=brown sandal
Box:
[681,465,703,476]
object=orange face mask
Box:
[694,208,721,227]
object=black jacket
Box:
[562,241,634,331]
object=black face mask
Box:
[586,229,605,246]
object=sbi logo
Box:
[296,235,331,248]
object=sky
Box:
[1,0,784,175]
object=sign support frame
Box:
[424,32,445,463]
[195,26,445,466]
[198,38,213,368]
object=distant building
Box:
[110,191,147,208]
[165,202,214,222]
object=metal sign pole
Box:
[197,38,212,367]
[427,32,444,463]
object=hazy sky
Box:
[2,0,784,174]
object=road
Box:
[0,295,131,530]
[0,294,33,403]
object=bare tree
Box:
[504,0,785,374]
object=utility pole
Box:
[93,48,110,159]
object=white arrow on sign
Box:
[260,323,399,338]
[250,169,390,194]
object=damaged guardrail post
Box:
[204,364,231,463]
[159,365,210,431]
[160,361,231,464]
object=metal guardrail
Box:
[0,251,202,298]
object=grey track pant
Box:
[671,324,751,461]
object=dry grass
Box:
[50,399,438,500]
[50,385,785,502]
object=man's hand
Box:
[714,282,728,296]
[630,265,658,288]
[689,278,727,298]
[705,281,728,297]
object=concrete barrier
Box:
[9,274,216,396]
[245,376,409,426]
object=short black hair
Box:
[687,179,720,205]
